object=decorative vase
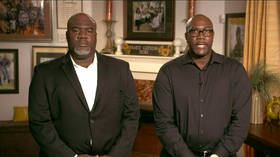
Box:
[250,91,265,124]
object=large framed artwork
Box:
[0,49,18,94]
[32,46,68,71]
[225,13,245,63]
[123,0,175,41]
[0,0,52,41]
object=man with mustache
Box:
[29,13,139,157]
[153,14,252,157]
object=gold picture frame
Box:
[32,46,68,71]
[225,13,245,63]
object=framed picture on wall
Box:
[225,13,246,63]
[56,0,83,29]
[0,49,18,94]
[0,0,52,41]
[123,0,175,41]
[32,46,68,71]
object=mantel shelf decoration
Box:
[121,42,175,57]
[102,0,116,54]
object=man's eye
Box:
[204,30,211,33]
[203,30,210,33]
[193,29,199,33]
[189,29,199,34]
[189,29,198,33]
[72,28,79,33]
[87,29,93,33]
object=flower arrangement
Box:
[158,45,174,57]
[122,43,131,55]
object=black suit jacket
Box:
[28,52,140,157]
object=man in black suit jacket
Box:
[28,13,140,157]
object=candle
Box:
[106,0,112,21]
[188,0,196,19]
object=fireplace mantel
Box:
[106,54,175,80]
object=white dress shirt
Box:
[70,53,98,111]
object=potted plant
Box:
[249,62,280,124]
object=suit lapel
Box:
[61,53,90,111]
[92,53,107,111]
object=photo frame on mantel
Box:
[123,0,175,41]
[0,0,52,41]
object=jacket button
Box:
[90,119,94,124]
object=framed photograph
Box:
[225,13,245,63]
[122,43,174,56]
[123,0,175,41]
[0,0,52,41]
[0,49,18,94]
[57,0,83,29]
[32,46,68,70]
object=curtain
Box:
[243,0,267,72]
[243,0,280,157]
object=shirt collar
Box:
[181,50,224,65]
[70,53,97,69]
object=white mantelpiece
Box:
[106,54,175,80]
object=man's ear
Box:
[185,32,190,44]
[66,31,69,42]
[185,32,188,41]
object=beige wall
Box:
[0,0,246,120]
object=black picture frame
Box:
[0,49,18,94]
[225,13,245,63]
[123,0,175,41]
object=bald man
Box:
[29,13,139,157]
[153,14,252,157]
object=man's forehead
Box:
[68,13,96,28]
[191,16,212,26]
[190,24,213,29]
[69,20,96,29]
[70,21,96,27]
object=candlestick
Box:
[101,20,116,54]
[106,0,112,21]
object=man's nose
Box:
[78,30,88,39]
[197,31,205,38]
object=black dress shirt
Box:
[153,51,252,157]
